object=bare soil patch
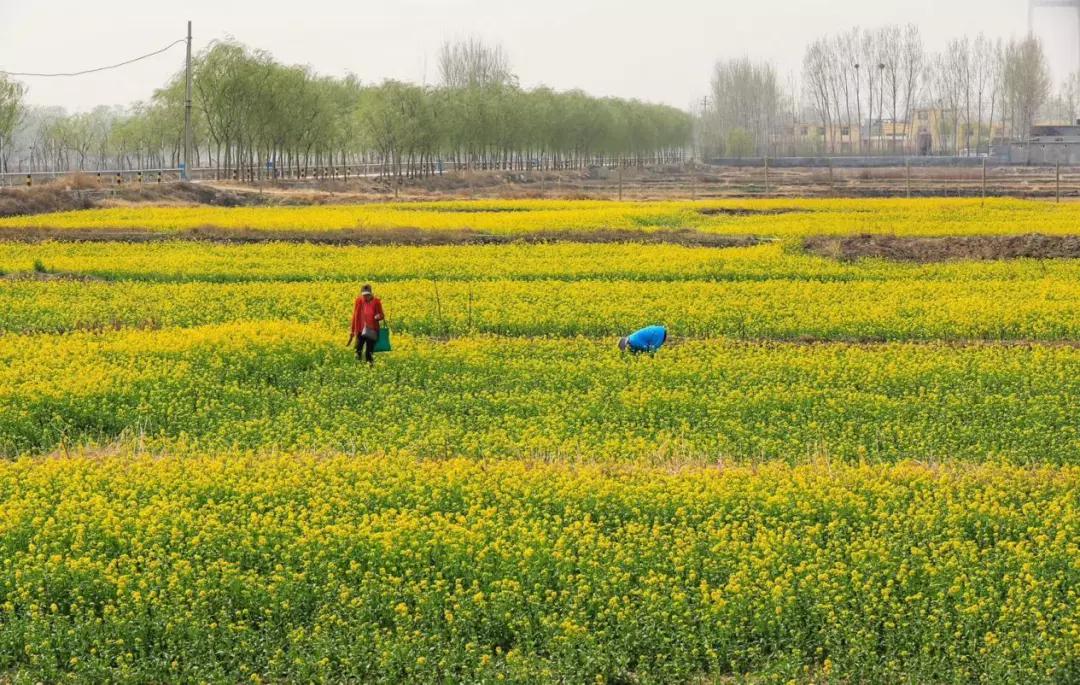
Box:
[697,207,806,217]
[403,206,535,213]
[803,233,1080,262]
[0,225,765,248]
[0,271,103,282]
[0,186,97,217]
[0,181,269,218]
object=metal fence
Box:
[0,156,688,188]
[0,164,391,187]
[8,160,1080,200]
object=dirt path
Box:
[0,225,765,248]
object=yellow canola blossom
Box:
[2,323,1077,463]
[2,199,1080,683]
[3,274,1078,342]
[5,239,1080,283]
[1,453,1078,683]
[3,197,1080,237]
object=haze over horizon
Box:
[1,0,1074,112]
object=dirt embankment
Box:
[0,170,637,217]
[0,181,268,218]
[0,225,764,248]
[0,186,96,217]
[804,234,1080,262]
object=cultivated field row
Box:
[2,197,1079,683]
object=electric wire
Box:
[0,38,186,78]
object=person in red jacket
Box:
[348,284,385,364]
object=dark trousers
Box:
[356,335,376,364]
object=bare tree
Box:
[0,75,26,174]
[951,37,974,155]
[879,25,903,153]
[1057,70,1080,124]
[899,26,925,154]
[842,31,864,153]
[985,39,1003,152]
[781,71,801,155]
[971,35,995,154]
[860,31,882,153]
[929,49,963,154]
[710,57,782,156]
[1001,36,1051,139]
[803,40,834,154]
[438,38,516,89]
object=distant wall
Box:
[707,157,992,168]
[1008,144,1080,165]
[709,152,1080,167]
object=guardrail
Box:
[0,168,186,187]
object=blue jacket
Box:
[627,325,667,353]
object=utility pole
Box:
[183,20,193,182]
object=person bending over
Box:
[618,325,668,354]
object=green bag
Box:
[374,326,392,352]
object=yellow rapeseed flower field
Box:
[2,454,1078,683]
[2,198,1079,683]
[4,197,1080,237]
[5,239,1080,282]
[2,242,1078,341]
[1,323,1076,461]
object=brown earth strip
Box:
[0,271,103,282]
[0,225,765,248]
[697,207,806,216]
[0,181,265,218]
[0,186,97,217]
[401,206,534,213]
[804,233,1080,262]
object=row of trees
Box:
[703,25,1060,158]
[5,29,1076,172]
[0,39,692,176]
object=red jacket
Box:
[351,296,385,335]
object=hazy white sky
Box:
[1,0,1074,111]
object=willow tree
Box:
[3,37,691,175]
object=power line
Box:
[0,38,186,78]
